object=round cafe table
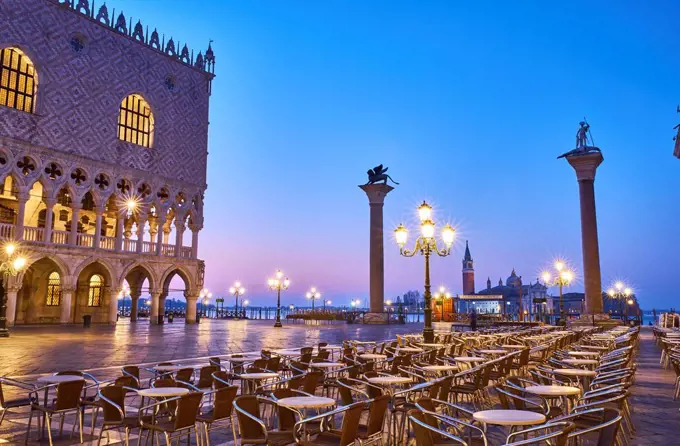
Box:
[239,372,280,394]
[479,349,506,355]
[367,376,411,396]
[561,359,598,369]
[581,345,609,351]
[525,385,581,413]
[359,353,387,361]
[153,365,188,373]
[567,351,599,357]
[398,347,424,353]
[277,396,336,410]
[421,365,457,375]
[473,409,546,427]
[420,343,445,349]
[225,356,261,363]
[137,387,190,399]
[454,356,486,369]
[310,362,343,370]
[37,375,85,384]
[501,344,525,349]
[553,368,597,389]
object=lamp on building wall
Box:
[541,259,575,326]
[229,281,246,318]
[0,243,27,337]
[394,201,455,342]
[268,270,289,328]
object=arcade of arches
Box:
[6,253,204,326]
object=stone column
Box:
[93,206,104,249]
[15,191,29,240]
[5,286,20,327]
[189,224,201,259]
[44,198,56,244]
[158,294,167,324]
[566,153,604,316]
[115,214,125,252]
[60,287,74,324]
[148,216,158,254]
[155,216,166,256]
[174,221,185,258]
[136,219,146,253]
[150,291,161,325]
[185,294,198,324]
[108,289,119,324]
[359,184,394,318]
[69,204,81,246]
[129,288,141,322]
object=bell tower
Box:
[462,240,475,295]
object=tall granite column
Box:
[359,184,394,321]
[566,153,604,315]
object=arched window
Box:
[0,48,37,113]
[46,271,61,306]
[88,274,104,307]
[118,94,154,148]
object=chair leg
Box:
[79,409,84,443]
[97,425,106,446]
[0,409,6,429]
[46,413,54,446]
[24,408,34,445]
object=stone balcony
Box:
[0,222,194,259]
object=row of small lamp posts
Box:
[607,281,635,322]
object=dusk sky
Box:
[118,0,680,309]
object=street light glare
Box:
[441,224,455,246]
[417,201,433,222]
[561,270,573,283]
[276,270,284,279]
[420,220,435,238]
[13,257,26,271]
[541,271,551,283]
[394,224,408,246]
[624,287,632,297]
[229,287,235,294]
[5,243,15,256]
[239,287,246,295]
[554,261,564,271]
[615,281,624,291]
[607,288,615,297]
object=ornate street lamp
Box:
[0,243,27,337]
[433,286,452,322]
[229,281,246,318]
[395,201,455,342]
[541,260,575,326]
[606,281,633,322]
[199,288,212,317]
[306,287,321,311]
[118,284,131,315]
[268,270,290,327]
[324,299,332,310]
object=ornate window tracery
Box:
[0,48,37,113]
[88,274,104,307]
[46,271,62,306]
[118,94,154,148]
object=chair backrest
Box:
[211,386,238,420]
[337,378,355,405]
[389,356,403,375]
[152,378,176,388]
[300,353,313,363]
[173,392,203,430]
[414,397,440,428]
[175,368,194,382]
[301,347,314,356]
[318,342,328,349]
[408,409,435,446]
[209,357,221,365]
[100,385,126,422]
[197,365,219,388]
[122,366,140,388]
[287,375,304,390]
[213,371,231,389]
[266,356,281,372]
[302,370,322,395]
[55,379,85,411]
[234,395,265,440]
[339,402,365,446]
[365,395,390,436]
[113,376,134,388]
[272,389,298,430]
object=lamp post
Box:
[229,281,246,318]
[541,260,575,326]
[324,299,332,311]
[0,243,27,337]
[433,286,451,322]
[268,270,290,327]
[199,288,212,318]
[306,287,321,311]
[394,201,456,343]
[606,281,633,322]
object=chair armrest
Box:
[0,377,36,391]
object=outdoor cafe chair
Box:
[549,407,622,446]
[233,394,296,446]
[121,365,142,389]
[407,409,468,446]
[139,391,204,446]
[196,385,239,446]
[503,421,575,446]
[294,401,364,446]
[415,398,487,445]
[0,376,35,428]
[26,378,85,445]
[96,384,151,446]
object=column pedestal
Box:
[359,184,394,323]
[150,291,161,325]
[5,289,18,327]
[60,289,73,324]
[564,152,620,327]
[186,295,198,324]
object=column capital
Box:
[566,152,604,182]
[45,197,58,206]
[359,184,394,205]
[94,205,106,214]
[189,224,203,232]
[17,190,30,201]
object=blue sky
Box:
[117,0,680,309]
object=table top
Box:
[479,349,506,354]
[37,375,85,384]
[359,354,387,360]
[553,368,597,377]
[420,343,445,348]
[310,362,343,369]
[421,365,458,372]
[239,373,279,379]
[501,344,526,348]
[138,387,190,398]
[398,347,424,353]
[225,356,262,363]
[567,351,600,357]
[319,345,343,350]
[473,410,546,426]
[454,356,486,362]
[581,345,609,350]
[367,376,412,385]
[274,350,302,356]
[154,365,189,372]
[525,385,582,397]
[353,340,376,345]
[562,359,598,365]
[276,396,336,409]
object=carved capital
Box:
[359,184,394,205]
[566,152,604,182]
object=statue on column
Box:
[365,165,399,185]
[558,120,601,158]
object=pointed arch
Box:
[73,257,116,287]
[120,261,158,292]
[0,47,38,113]
[160,264,194,294]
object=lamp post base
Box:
[273,320,282,328]
[423,327,434,343]
[0,328,9,337]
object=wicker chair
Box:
[0,377,34,428]
[139,391,204,446]
[197,385,239,445]
[26,379,85,445]
[294,401,364,446]
[234,395,295,446]
[97,384,152,446]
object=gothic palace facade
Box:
[0,0,215,325]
